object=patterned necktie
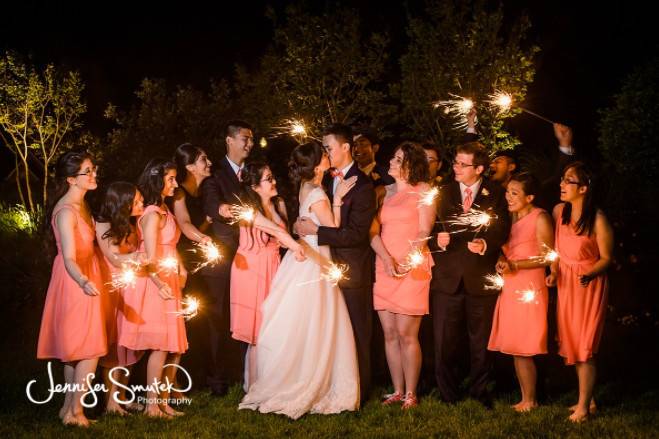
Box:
[237,168,243,182]
[463,187,473,212]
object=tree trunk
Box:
[42,159,49,208]
[21,158,35,212]
[14,154,26,207]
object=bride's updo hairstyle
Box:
[288,141,324,186]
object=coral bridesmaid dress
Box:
[488,208,549,356]
[37,204,107,362]
[555,205,608,365]
[373,185,433,316]
[97,230,144,367]
[119,205,188,354]
[230,224,282,345]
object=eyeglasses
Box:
[261,175,275,183]
[560,177,581,185]
[76,166,99,177]
[452,160,476,168]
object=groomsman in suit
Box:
[296,123,377,404]
[352,127,394,187]
[430,141,511,406]
[200,120,254,396]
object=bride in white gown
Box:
[239,142,360,419]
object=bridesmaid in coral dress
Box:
[94,181,145,415]
[37,150,104,427]
[229,162,305,389]
[546,162,613,423]
[119,158,188,418]
[371,142,435,409]
[487,173,554,412]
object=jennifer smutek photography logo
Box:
[25,361,192,408]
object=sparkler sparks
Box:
[486,90,514,113]
[516,288,538,304]
[273,118,317,143]
[529,244,560,264]
[109,262,139,290]
[445,208,496,233]
[169,295,201,321]
[158,256,179,275]
[322,263,350,286]
[417,187,440,207]
[190,241,223,273]
[434,94,474,129]
[229,204,256,225]
[484,273,505,290]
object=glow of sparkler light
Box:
[273,118,316,143]
[517,288,538,304]
[434,94,474,129]
[484,273,505,290]
[417,187,440,207]
[486,90,514,113]
[528,244,560,264]
[168,295,201,320]
[109,263,139,290]
[446,208,496,233]
[158,256,179,275]
[322,263,349,286]
[228,204,256,225]
[190,241,223,273]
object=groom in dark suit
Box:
[200,120,254,396]
[429,141,511,406]
[296,123,377,404]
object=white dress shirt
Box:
[226,156,243,177]
[459,179,482,205]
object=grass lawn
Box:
[1,381,658,438]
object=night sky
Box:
[1,0,657,163]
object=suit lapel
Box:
[472,179,490,209]
[322,171,333,199]
[222,156,241,190]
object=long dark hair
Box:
[287,142,324,221]
[95,181,138,246]
[238,161,287,250]
[174,143,205,185]
[46,149,94,224]
[138,158,177,207]
[561,161,596,235]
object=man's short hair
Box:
[456,141,489,169]
[323,123,354,150]
[492,149,517,166]
[353,126,380,146]
[225,120,253,138]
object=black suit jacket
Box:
[429,178,511,295]
[368,162,395,187]
[317,164,377,290]
[200,156,241,275]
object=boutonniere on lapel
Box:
[481,188,489,197]
[371,171,380,180]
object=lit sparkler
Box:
[434,94,474,129]
[528,244,560,264]
[228,204,256,225]
[484,273,505,290]
[516,288,538,304]
[190,241,223,273]
[417,187,440,207]
[158,256,179,275]
[322,263,350,286]
[273,118,317,143]
[169,295,200,321]
[109,261,140,290]
[445,208,496,234]
[486,89,555,124]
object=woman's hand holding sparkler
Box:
[496,257,516,275]
[545,270,557,288]
[437,231,450,249]
[467,238,486,255]
[291,242,306,262]
[382,254,399,277]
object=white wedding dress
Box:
[238,186,360,419]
